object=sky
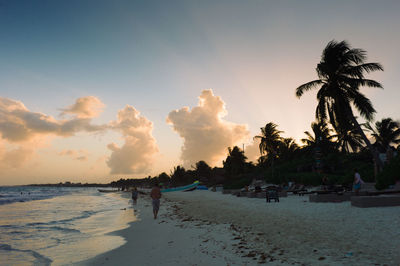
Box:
[1,0,400,185]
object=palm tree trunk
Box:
[348,113,383,177]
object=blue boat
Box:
[161,181,200,192]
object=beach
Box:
[82,190,400,266]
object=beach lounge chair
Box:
[266,186,279,202]
[292,185,308,196]
[361,182,400,196]
[351,194,400,208]
[314,185,348,195]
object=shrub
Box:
[376,155,400,190]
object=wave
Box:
[0,189,133,265]
[0,224,15,228]
[0,195,54,205]
[39,226,81,234]
[57,210,97,224]
[0,186,87,206]
[25,210,98,228]
[0,244,52,266]
[25,222,48,226]
[9,230,26,235]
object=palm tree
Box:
[223,146,247,176]
[296,40,384,174]
[195,160,212,181]
[365,118,400,153]
[254,122,283,177]
[301,121,335,151]
[279,138,299,160]
[334,122,364,153]
[170,165,186,185]
[254,122,283,158]
[301,121,335,172]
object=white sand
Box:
[80,190,400,266]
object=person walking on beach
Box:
[131,187,138,204]
[353,169,364,196]
[150,183,162,219]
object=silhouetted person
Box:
[150,183,162,219]
[131,187,138,204]
[353,169,364,196]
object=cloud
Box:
[60,96,105,118]
[0,140,34,169]
[167,89,249,167]
[58,150,78,156]
[0,96,107,174]
[245,138,261,163]
[107,105,158,175]
[58,149,89,161]
[0,97,56,141]
[0,97,107,143]
[76,156,88,161]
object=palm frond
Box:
[356,62,384,73]
[343,77,383,89]
[345,48,366,65]
[363,122,375,133]
[295,80,323,98]
[341,63,383,79]
[352,92,376,121]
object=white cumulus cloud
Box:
[60,96,105,118]
[0,140,34,169]
[107,105,158,175]
[0,97,107,143]
[244,138,262,163]
[0,96,107,172]
[167,89,250,167]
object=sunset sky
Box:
[1,0,400,185]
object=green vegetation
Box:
[376,155,400,190]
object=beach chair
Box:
[266,186,279,202]
[314,184,349,195]
[292,185,308,196]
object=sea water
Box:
[0,186,136,265]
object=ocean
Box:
[0,186,136,265]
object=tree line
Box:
[112,40,400,190]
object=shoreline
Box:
[79,190,400,265]
[78,191,266,265]
[78,192,260,266]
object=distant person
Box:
[353,169,364,195]
[131,187,138,204]
[150,183,162,219]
